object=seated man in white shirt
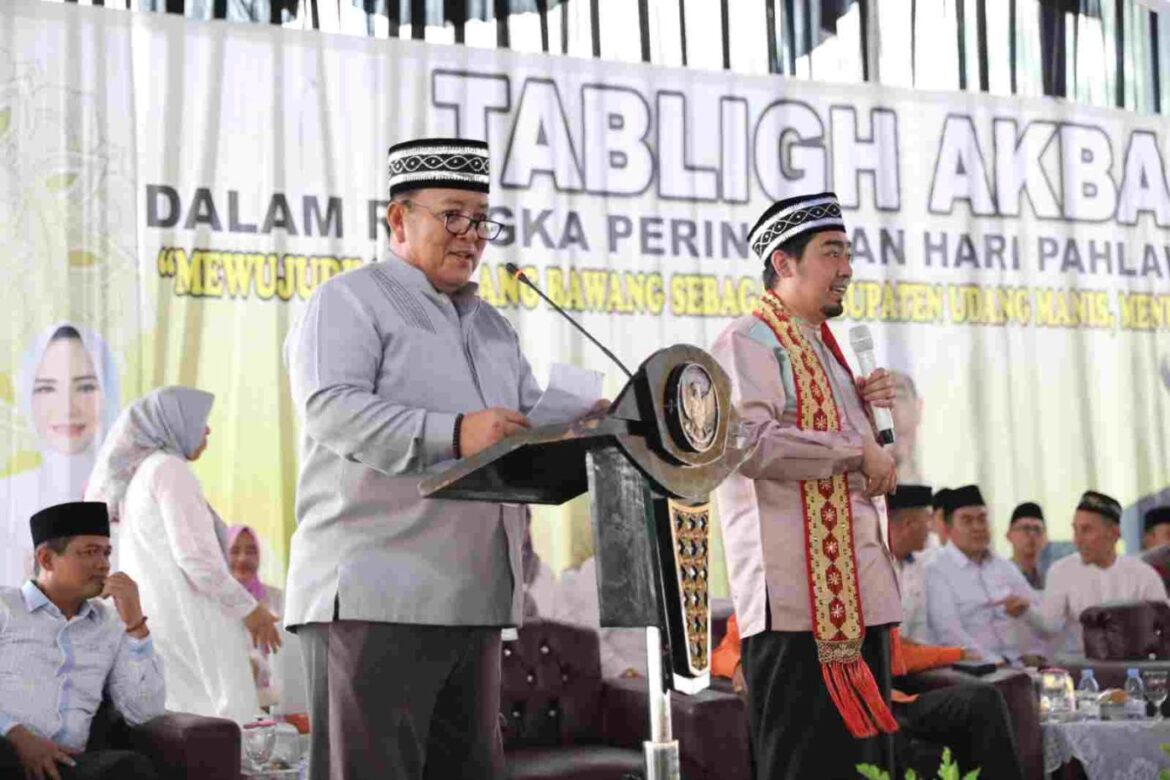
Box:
[888,484,933,642]
[1005,491,1168,656]
[0,502,166,780]
[923,485,1043,665]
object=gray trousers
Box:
[297,621,505,780]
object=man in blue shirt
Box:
[0,501,165,780]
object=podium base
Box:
[643,741,681,780]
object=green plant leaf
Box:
[937,747,959,780]
[858,746,981,780]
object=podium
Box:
[419,344,744,779]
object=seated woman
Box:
[228,525,284,708]
[86,386,281,723]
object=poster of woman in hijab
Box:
[0,322,121,586]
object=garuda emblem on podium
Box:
[672,364,718,453]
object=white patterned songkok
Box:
[387,138,490,197]
[748,192,846,261]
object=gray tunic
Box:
[283,255,542,628]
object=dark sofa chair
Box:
[87,701,241,780]
[501,620,750,780]
[1055,600,1170,696]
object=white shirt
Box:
[107,452,260,722]
[896,552,929,643]
[1027,554,1168,655]
[923,542,1038,663]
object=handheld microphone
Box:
[505,263,634,379]
[847,324,895,446]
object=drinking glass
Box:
[1143,670,1169,721]
[242,719,277,770]
[1040,668,1074,722]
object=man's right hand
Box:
[243,606,282,655]
[861,436,897,497]
[459,408,530,458]
[994,595,1030,618]
[6,725,77,780]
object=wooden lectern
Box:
[419,344,744,780]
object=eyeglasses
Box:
[405,200,503,241]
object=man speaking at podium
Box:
[712,192,902,778]
[284,138,542,780]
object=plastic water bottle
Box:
[1076,669,1100,719]
[1125,668,1147,719]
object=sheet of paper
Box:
[526,362,604,427]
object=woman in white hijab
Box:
[86,386,281,723]
[0,323,120,586]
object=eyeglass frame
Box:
[402,199,504,241]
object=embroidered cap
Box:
[31,501,110,547]
[748,192,846,262]
[1077,490,1122,524]
[387,138,490,198]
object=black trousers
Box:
[894,682,1025,780]
[741,624,895,780]
[297,621,505,780]
[0,737,156,780]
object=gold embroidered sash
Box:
[753,289,898,739]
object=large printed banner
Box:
[4,0,1170,586]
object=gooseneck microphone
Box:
[848,324,896,446]
[505,262,634,380]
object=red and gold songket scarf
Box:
[753,289,899,738]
